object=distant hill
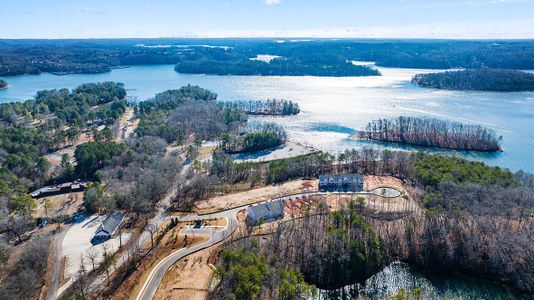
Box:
[413,69,534,92]
[3,39,534,76]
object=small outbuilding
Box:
[30,181,86,198]
[319,174,364,192]
[247,200,285,223]
[93,211,125,241]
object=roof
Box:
[29,181,86,198]
[319,174,364,185]
[248,200,284,220]
[96,211,125,236]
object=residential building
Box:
[319,174,364,192]
[93,211,125,240]
[247,200,285,222]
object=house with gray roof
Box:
[94,211,125,240]
[319,174,364,192]
[247,200,285,223]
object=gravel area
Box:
[58,214,131,295]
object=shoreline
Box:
[352,134,503,153]
[232,141,320,163]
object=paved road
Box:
[87,158,190,294]
[46,226,70,300]
[134,208,241,300]
[133,187,407,300]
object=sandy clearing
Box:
[112,233,210,300]
[153,247,217,300]
[33,191,84,219]
[365,176,421,215]
[43,147,76,168]
[195,179,318,213]
[116,107,139,142]
[43,131,93,170]
[232,141,319,163]
[59,214,131,295]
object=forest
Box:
[82,85,257,214]
[215,205,385,299]
[0,236,49,299]
[0,82,126,194]
[220,122,288,154]
[209,150,534,298]
[1,78,532,299]
[358,116,502,152]
[413,68,534,91]
[137,86,218,115]
[136,86,246,144]
[175,59,380,77]
[218,99,300,116]
[0,81,126,126]
[0,82,128,300]
[3,39,534,76]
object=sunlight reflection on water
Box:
[1,65,533,171]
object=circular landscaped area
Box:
[369,187,402,198]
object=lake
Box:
[316,263,525,300]
[1,64,534,173]
[2,64,533,298]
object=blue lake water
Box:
[317,263,526,300]
[2,65,532,297]
[1,64,534,172]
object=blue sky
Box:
[1,0,534,38]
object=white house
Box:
[94,212,125,240]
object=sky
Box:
[1,0,534,39]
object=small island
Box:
[356,116,502,152]
[0,79,7,89]
[219,99,300,116]
[412,68,534,92]
[221,122,287,154]
[175,59,381,77]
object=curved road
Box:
[134,188,406,300]
[134,208,240,300]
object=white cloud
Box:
[263,0,281,6]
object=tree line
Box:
[136,87,246,144]
[358,116,502,152]
[218,99,300,116]
[220,122,287,154]
[0,236,49,300]
[413,68,534,91]
[182,148,534,297]
[0,81,126,126]
[82,136,181,215]
[0,82,127,218]
[0,41,247,76]
[215,205,386,299]
[175,59,380,77]
[4,39,534,77]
